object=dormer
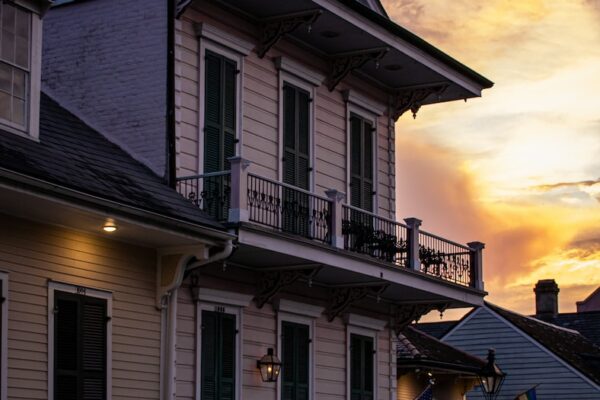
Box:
[0,0,49,140]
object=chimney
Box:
[534,279,559,320]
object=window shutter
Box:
[282,84,310,190]
[295,324,310,400]
[201,311,218,400]
[282,322,310,400]
[349,115,374,212]
[350,334,374,400]
[202,310,236,400]
[55,295,80,400]
[219,314,236,400]
[223,60,236,171]
[82,298,107,400]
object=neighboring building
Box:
[418,302,600,399]
[0,1,495,400]
[577,287,600,312]
[396,327,486,400]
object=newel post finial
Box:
[467,241,485,291]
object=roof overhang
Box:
[178,0,492,114]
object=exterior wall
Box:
[42,0,169,177]
[577,288,600,312]
[175,1,396,219]
[444,308,600,399]
[175,269,395,400]
[397,372,473,400]
[0,214,161,400]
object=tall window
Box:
[201,310,236,400]
[349,114,374,212]
[54,291,107,400]
[350,334,374,400]
[281,321,310,400]
[0,3,30,128]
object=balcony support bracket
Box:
[327,47,389,91]
[254,265,322,308]
[257,9,322,58]
[391,84,448,120]
[326,283,389,322]
[390,302,450,336]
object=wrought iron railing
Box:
[247,174,332,243]
[342,205,409,267]
[418,231,472,286]
[175,171,231,221]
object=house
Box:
[0,0,494,399]
[396,327,487,400]
[576,286,600,313]
[417,301,600,399]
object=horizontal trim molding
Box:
[274,56,324,86]
[273,298,324,318]
[195,22,253,56]
[345,313,387,331]
[194,287,253,307]
[343,89,386,116]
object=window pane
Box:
[2,5,15,34]
[12,97,24,125]
[0,63,10,92]
[16,7,30,40]
[12,67,25,98]
[1,31,15,64]
[0,91,10,120]
[15,36,28,68]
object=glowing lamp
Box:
[257,348,281,382]
[103,219,117,233]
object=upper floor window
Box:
[282,83,311,191]
[0,2,30,129]
[349,113,374,212]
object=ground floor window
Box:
[201,310,236,400]
[350,333,374,400]
[0,272,8,400]
[281,321,310,400]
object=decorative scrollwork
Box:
[254,267,321,308]
[326,47,389,91]
[391,303,450,336]
[326,284,388,321]
[391,84,449,120]
[257,10,322,58]
[419,245,471,286]
[177,173,231,221]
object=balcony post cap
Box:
[467,241,485,250]
[403,217,422,228]
[325,188,346,202]
[227,156,251,168]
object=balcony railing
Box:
[176,157,484,290]
[247,174,331,243]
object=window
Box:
[49,282,112,400]
[281,321,310,400]
[54,291,107,400]
[0,272,7,400]
[349,114,374,212]
[0,2,30,128]
[349,333,374,400]
[200,310,236,400]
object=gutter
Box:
[0,167,235,242]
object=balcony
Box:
[176,157,484,290]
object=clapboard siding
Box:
[0,215,161,400]
[175,3,396,220]
[444,308,600,399]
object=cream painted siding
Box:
[0,215,160,400]
[175,2,396,219]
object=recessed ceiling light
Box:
[320,30,340,38]
[103,219,117,233]
[384,64,403,71]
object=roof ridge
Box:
[486,301,582,335]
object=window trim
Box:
[0,271,8,400]
[346,316,384,400]
[47,281,113,400]
[0,3,41,140]
[194,288,251,400]
[276,310,317,400]
[196,27,245,175]
[346,103,379,213]
[276,57,320,192]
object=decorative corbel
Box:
[390,302,450,336]
[326,47,388,91]
[256,9,322,58]
[391,84,448,120]
[326,283,388,321]
[254,266,322,308]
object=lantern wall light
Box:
[478,349,506,400]
[257,348,281,382]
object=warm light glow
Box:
[103,219,117,233]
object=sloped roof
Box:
[0,93,224,231]
[397,326,486,374]
[487,302,600,385]
[544,311,600,347]
[413,320,459,339]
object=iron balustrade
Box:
[175,171,231,221]
[418,230,472,286]
[342,205,409,267]
[247,174,332,243]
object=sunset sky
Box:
[383,0,600,317]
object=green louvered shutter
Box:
[281,322,310,400]
[350,334,374,400]
[201,311,236,400]
[349,115,374,212]
[55,291,107,400]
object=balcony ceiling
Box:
[208,0,493,107]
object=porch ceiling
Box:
[210,0,492,104]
